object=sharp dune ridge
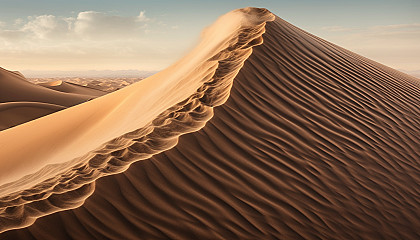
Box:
[1,7,420,239]
[0,7,274,233]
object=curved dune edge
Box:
[0,102,66,131]
[0,8,275,233]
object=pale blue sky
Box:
[0,0,419,72]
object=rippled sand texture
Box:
[0,8,274,233]
[2,8,420,239]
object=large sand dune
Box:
[1,7,420,239]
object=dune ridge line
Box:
[0,8,275,233]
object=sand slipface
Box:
[1,7,420,239]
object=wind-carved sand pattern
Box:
[0,8,275,233]
[1,7,420,239]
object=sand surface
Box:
[1,7,420,239]
[37,81,107,97]
[30,77,144,92]
[0,69,100,131]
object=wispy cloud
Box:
[320,26,356,32]
[0,11,152,41]
[371,23,420,30]
[21,15,71,39]
[318,23,420,71]
[74,11,149,39]
[0,10,185,71]
[321,23,420,36]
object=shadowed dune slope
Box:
[3,14,420,239]
[0,102,65,131]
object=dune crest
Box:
[0,8,274,232]
[41,80,63,86]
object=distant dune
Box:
[0,68,99,130]
[21,69,157,78]
[0,67,93,106]
[38,80,107,97]
[1,7,419,239]
[30,77,144,92]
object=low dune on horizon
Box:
[0,71,148,131]
[0,7,419,239]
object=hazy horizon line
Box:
[19,69,160,78]
[16,68,420,79]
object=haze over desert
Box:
[0,2,419,240]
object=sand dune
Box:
[0,68,93,107]
[1,7,420,239]
[38,80,107,97]
[0,68,104,130]
[30,77,144,92]
[0,102,65,131]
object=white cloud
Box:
[136,11,150,22]
[0,10,190,71]
[73,11,149,39]
[22,15,70,39]
[0,10,152,42]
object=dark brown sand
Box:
[1,8,420,239]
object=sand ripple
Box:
[0,8,274,233]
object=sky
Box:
[0,0,419,75]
